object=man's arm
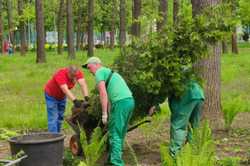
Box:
[60,84,76,101]
[78,78,89,98]
[97,81,108,124]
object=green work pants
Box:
[107,98,135,166]
[169,99,203,157]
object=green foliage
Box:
[0,128,18,140]
[79,126,107,166]
[114,5,232,118]
[63,149,81,166]
[222,95,248,131]
[239,0,250,26]
[161,122,216,166]
[217,157,240,166]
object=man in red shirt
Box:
[44,65,89,133]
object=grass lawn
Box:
[0,49,119,129]
[0,43,250,130]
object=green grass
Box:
[0,49,119,129]
[0,42,250,130]
[221,43,250,112]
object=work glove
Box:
[102,113,108,125]
[84,96,89,102]
[73,99,82,108]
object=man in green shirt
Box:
[82,57,134,166]
[149,81,205,157]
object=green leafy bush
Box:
[114,5,232,120]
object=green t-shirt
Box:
[95,67,133,103]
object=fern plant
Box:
[222,96,247,131]
[78,126,108,166]
[160,121,216,166]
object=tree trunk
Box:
[173,0,179,25]
[119,0,126,47]
[76,2,83,51]
[7,0,15,52]
[157,0,168,31]
[35,0,46,63]
[110,0,116,50]
[222,40,228,54]
[131,0,141,37]
[57,0,65,55]
[66,0,75,59]
[87,0,94,57]
[0,0,3,54]
[231,0,238,54]
[192,0,223,129]
[18,0,27,56]
[231,28,238,54]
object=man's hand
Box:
[73,99,82,108]
[102,113,108,125]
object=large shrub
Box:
[113,5,232,120]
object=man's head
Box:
[82,57,102,74]
[68,65,78,80]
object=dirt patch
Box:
[0,112,249,165]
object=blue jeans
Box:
[45,92,66,133]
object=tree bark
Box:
[192,0,223,129]
[157,0,168,31]
[57,0,65,55]
[87,0,94,57]
[76,2,83,51]
[66,0,75,59]
[119,0,126,47]
[173,0,179,25]
[231,0,238,54]
[110,0,116,50]
[0,0,3,53]
[18,0,27,56]
[35,0,46,63]
[131,0,141,37]
[222,40,228,54]
[7,0,15,51]
[231,27,238,54]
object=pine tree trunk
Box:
[76,24,81,51]
[18,0,27,56]
[119,0,126,47]
[0,0,3,54]
[110,0,116,50]
[231,28,238,54]
[157,0,168,31]
[35,0,46,63]
[192,0,223,129]
[222,40,228,54]
[131,0,141,37]
[57,0,65,55]
[7,0,15,52]
[76,4,83,51]
[231,0,238,54]
[173,0,179,25]
[67,0,75,59]
[87,0,94,57]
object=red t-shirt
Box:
[45,68,84,100]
